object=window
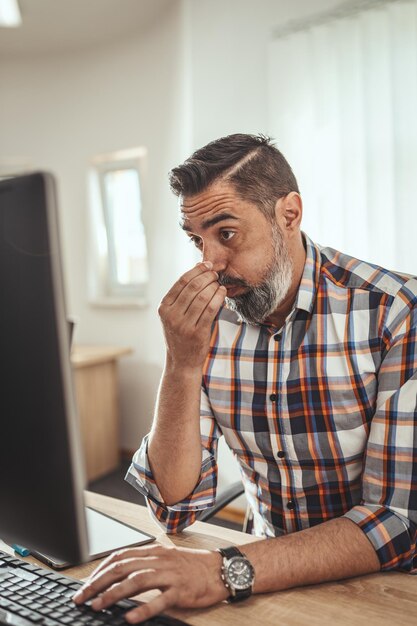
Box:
[89,147,149,306]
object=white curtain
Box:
[268,0,417,275]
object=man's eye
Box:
[220,231,235,242]
[189,235,203,248]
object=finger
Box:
[124,589,177,624]
[74,556,167,604]
[84,545,168,585]
[181,281,220,326]
[162,262,213,307]
[91,570,176,611]
[91,555,168,586]
[172,270,219,315]
[195,285,227,328]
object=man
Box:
[74,134,417,623]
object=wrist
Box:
[206,551,230,603]
[164,358,204,380]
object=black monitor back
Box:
[0,173,88,563]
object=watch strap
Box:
[218,546,244,560]
[229,587,252,602]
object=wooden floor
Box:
[88,462,242,532]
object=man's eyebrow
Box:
[180,212,239,232]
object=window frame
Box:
[91,147,149,302]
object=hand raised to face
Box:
[158,262,227,371]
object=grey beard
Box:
[219,226,293,325]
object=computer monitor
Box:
[0,172,153,566]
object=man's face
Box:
[180,182,293,325]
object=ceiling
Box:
[0,0,174,59]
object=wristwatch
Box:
[217,546,255,603]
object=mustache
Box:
[217,274,250,289]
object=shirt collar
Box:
[294,232,322,314]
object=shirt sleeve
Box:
[124,384,222,534]
[343,279,417,572]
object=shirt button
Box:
[270,393,277,402]
[287,500,296,510]
[277,450,285,458]
[274,333,282,342]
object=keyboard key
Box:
[56,604,73,614]
[17,589,33,597]
[64,581,81,589]
[13,569,39,583]
[46,592,61,600]
[26,584,42,594]
[48,611,67,619]
[0,581,14,588]
[16,562,38,569]
[34,587,50,596]
[44,581,59,590]
[44,601,60,610]
[26,613,44,623]
[0,555,16,563]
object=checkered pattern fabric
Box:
[126,233,417,572]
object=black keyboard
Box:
[0,551,188,626]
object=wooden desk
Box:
[3,492,414,626]
[71,346,133,481]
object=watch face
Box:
[224,556,254,591]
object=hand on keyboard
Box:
[0,551,188,626]
[73,544,229,623]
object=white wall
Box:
[0,0,345,500]
[188,0,342,145]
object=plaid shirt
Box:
[126,233,417,573]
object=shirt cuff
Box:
[124,434,218,533]
[343,505,417,572]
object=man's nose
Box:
[202,242,228,274]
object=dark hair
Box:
[169,133,299,219]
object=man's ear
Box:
[275,192,302,234]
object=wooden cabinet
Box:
[71,346,132,482]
